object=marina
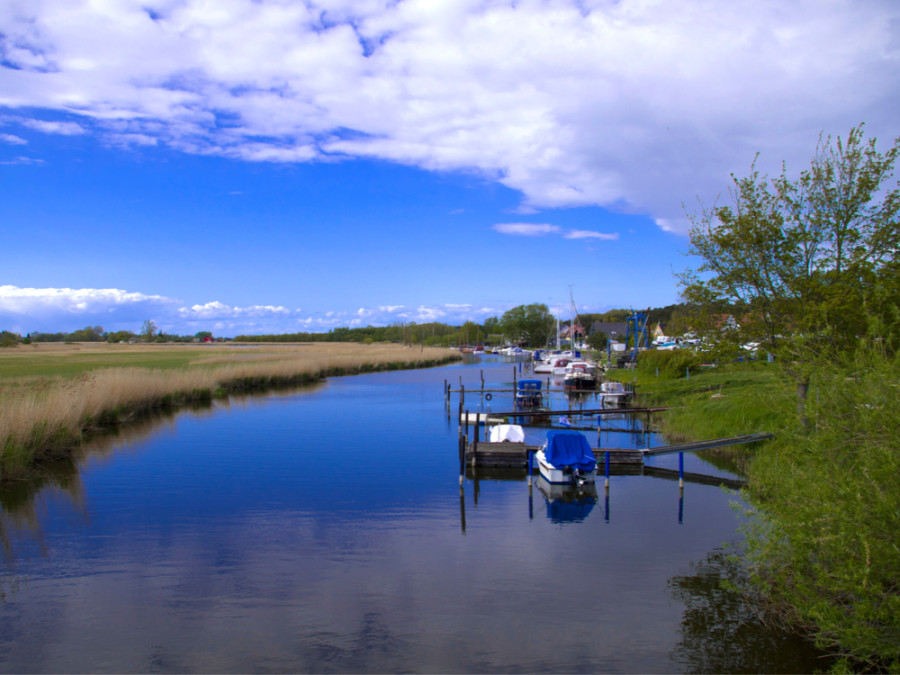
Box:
[0,355,819,673]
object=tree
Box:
[141,320,158,342]
[587,329,608,351]
[499,303,555,347]
[680,124,899,418]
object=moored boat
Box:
[535,430,597,485]
[600,381,631,407]
[515,379,543,407]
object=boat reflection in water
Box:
[534,474,598,524]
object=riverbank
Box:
[0,342,461,480]
[620,347,900,671]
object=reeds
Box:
[0,343,459,478]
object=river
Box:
[0,356,827,673]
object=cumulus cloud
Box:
[0,285,179,333]
[0,0,897,232]
[0,285,514,335]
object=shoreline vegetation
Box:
[624,347,899,672]
[0,341,461,480]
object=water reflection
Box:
[668,547,834,674]
[534,476,597,524]
[0,358,830,673]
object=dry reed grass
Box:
[0,343,458,477]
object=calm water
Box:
[0,357,826,673]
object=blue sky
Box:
[1,0,898,336]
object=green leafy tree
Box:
[0,331,20,347]
[141,320,158,342]
[586,329,608,351]
[499,303,555,347]
[680,124,899,417]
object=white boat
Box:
[563,361,596,389]
[488,424,526,443]
[535,431,597,486]
[600,381,630,407]
[499,346,533,357]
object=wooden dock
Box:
[466,441,643,468]
[465,432,773,470]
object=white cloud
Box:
[20,119,86,135]
[0,285,603,335]
[493,222,618,241]
[177,302,292,320]
[0,156,43,165]
[0,133,27,144]
[492,223,560,236]
[0,285,179,333]
[564,229,619,241]
[0,0,897,232]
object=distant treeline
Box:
[234,322,482,346]
[234,302,728,346]
[0,326,216,346]
[1,302,734,349]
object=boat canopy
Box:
[543,431,596,472]
[488,424,526,443]
[517,379,542,391]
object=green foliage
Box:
[681,124,900,358]
[635,348,705,378]
[141,320,158,342]
[586,330,607,350]
[742,344,900,668]
[0,331,20,347]
[498,303,555,347]
[106,330,137,343]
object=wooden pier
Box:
[466,442,643,468]
[450,376,771,487]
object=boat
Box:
[563,362,595,390]
[535,430,597,485]
[600,381,630,407]
[499,346,533,358]
[488,424,526,443]
[515,379,543,407]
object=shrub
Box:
[636,348,704,378]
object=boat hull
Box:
[535,449,597,485]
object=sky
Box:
[1,0,898,337]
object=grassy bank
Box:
[620,348,900,670]
[0,342,460,479]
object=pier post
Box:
[605,450,610,489]
[678,451,684,488]
[458,432,465,485]
[527,450,533,487]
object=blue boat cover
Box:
[544,431,596,472]
[517,379,542,391]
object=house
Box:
[652,322,667,341]
[559,322,587,340]
[712,314,740,331]
[589,322,629,342]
